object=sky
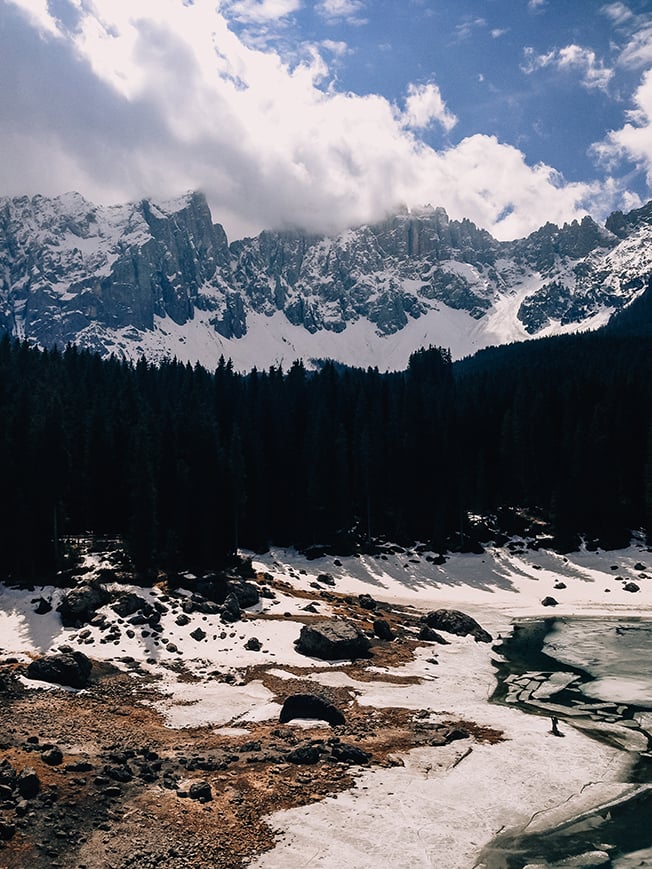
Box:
[1,0,652,241]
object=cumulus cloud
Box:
[401,83,457,133]
[594,70,652,185]
[522,44,614,91]
[0,0,630,241]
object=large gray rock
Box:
[58,583,109,627]
[423,609,492,643]
[295,620,371,660]
[26,651,92,688]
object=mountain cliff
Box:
[1,190,651,370]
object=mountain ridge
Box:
[1,190,651,370]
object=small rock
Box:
[175,613,191,626]
[188,781,212,801]
[623,582,640,593]
[418,625,450,644]
[286,746,320,765]
[279,694,345,726]
[553,581,567,590]
[541,596,558,607]
[190,627,206,642]
[373,618,394,641]
[358,594,377,611]
[41,747,63,766]
[17,768,40,799]
[245,637,262,651]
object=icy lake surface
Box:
[484,617,652,868]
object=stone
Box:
[286,746,320,765]
[26,651,92,688]
[41,747,63,766]
[279,694,345,726]
[317,573,336,586]
[418,625,450,644]
[57,583,109,627]
[295,620,371,660]
[32,597,52,615]
[541,596,558,607]
[175,613,191,626]
[330,743,370,764]
[17,767,40,799]
[358,594,377,610]
[190,627,206,642]
[111,593,152,617]
[373,618,394,641]
[188,780,212,801]
[634,562,646,571]
[423,610,492,643]
[623,582,640,593]
[244,637,262,651]
[221,593,241,624]
[0,820,16,841]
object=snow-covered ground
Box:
[2,539,652,867]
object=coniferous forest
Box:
[1,327,651,582]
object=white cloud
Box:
[522,44,614,91]
[491,28,508,39]
[528,0,546,11]
[315,0,367,25]
[593,70,652,186]
[454,17,486,42]
[402,83,457,133]
[0,0,631,242]
[225,0,301,24]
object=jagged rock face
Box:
[1,191,651,369]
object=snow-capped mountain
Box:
[1,190,651,370]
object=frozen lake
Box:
[482,617,652,868]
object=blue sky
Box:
[2,0,652,240]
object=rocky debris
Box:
[634,562,646,571]
[57,582,110,627]
[221,593,242,624]
[541,596,559,607]
[245,637,262,652]
[422,610,492,643]
[623,582,640,593]
[418,625,450,644]
[373,618,394,641]
[175,613,191,626]
[279,694,346,726]
[295,620,372,660]
[26,650,92,688]
[190,627,206,642]
[553,581,567,590]
[0,820,16,840]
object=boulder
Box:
[279,693,345,726]
[26,651,92,688]
[0,759,17,789]
[317,573,336,586]
[624,582,640,593]
[423,610,492,643]
[190,627,206,642]
[295,620,371,660]
[541,596,558,607]
[245,637,262,651]
[227,580,260,608]
[58,583,109,627]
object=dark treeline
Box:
[1,329,651,580]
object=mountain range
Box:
[1,190,651,370]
